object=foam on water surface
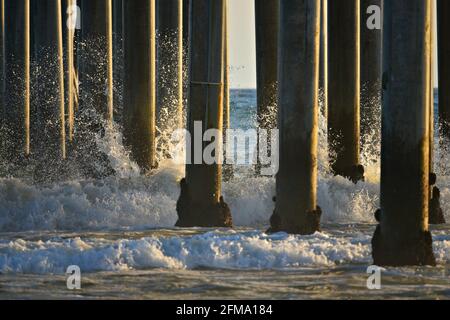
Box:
[0,90,449,280]
[0,165,385,232]
[1,229,450,274]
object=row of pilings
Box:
[0,0,187,175]
[0,0,449,266]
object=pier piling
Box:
[438,0,450,140]
[223,1,229,135]
[176,0,232,228]
[360,0,382,152]
[182,0,190,52]
[319,0,327,118]
[3,0,30,161]
[268,0,322,235]
[79,0,113,123]
[255,0,278,130]
[123,0,156,171]
[156,0,183,153]
[255,0,279,175]
[62,0,76,143]
[0,0,4,132]
[372,0,436,266]
[328,0,363,182]
[32,0,66,161]
[182,0,190,121]
[222,0,233,181]
[429,0,445,224]
[112,0,123,123]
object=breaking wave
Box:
[1,230,450,274]
[0,91,448,232]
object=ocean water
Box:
[0,89,449,300]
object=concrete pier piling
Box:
[360,0,382,151]
[223,0,230,140]
[268,0,322,235]
[112,0,123,64]
[0,0,4,130]
[328,0,364,182]
[182,0,190,51]
[255,0,278,130]
[319,0,327,118]
[429,0,435,171]
[438,0,450,140]
[62,0,76,143]
[182,0,190,118]
[429,0,445,225]
[3,0,30,160]
[123,0,156,171]
[32,0,66,161]
[79,0,113,123]
[255,0,279,175]
[0,1,4,154]
[112,0,123,123]
[176,0,232,228]
[156,0,183,150]
[222,0,233,181]
[372,0,436,266]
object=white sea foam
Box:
[0,92,448,242]
[0,166,384,231]
[0,115,448,232]
[0,165,180,232]
[1,230,450,274]
[0,231,370,274]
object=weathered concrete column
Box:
[268,0,321,235]
[4,0,30,160]
[0,0,4,129]
[182,0,190,120]
[255,0,278,175]
[429,0,445,225]
[113,0,122,62]
[372,0,436,266]
[222,0,233,181]
[62,0,77,143]
[429,0,435,170]
[438,0,450,139]
[360,0,382,148]
[112,0,123,124]
[319,0,327,118]
[123,0,156,171]
[176,0,232,228]
[328,0,364,182]
[182,0,189,48]
[182,0,190,62]
[79,0,113,123]
[32,0,66,161]
[223,0,230,137]
[156,0,183,148]
[255,0,278,131]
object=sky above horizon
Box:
[228,1,438,89]
[229,0,256,89]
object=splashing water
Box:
[1,89,448,230]
[0,85,450,299]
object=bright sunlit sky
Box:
[229,0,256,89]
[228,1,439,89]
